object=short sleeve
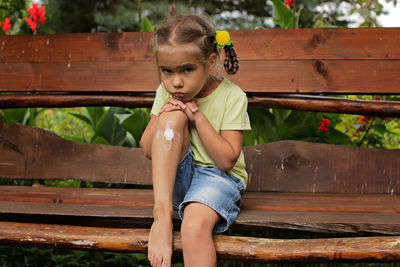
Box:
[221,90,251,131]
[151,84,169,116]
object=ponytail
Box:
[214,30,239,75]
[223,44,239,75]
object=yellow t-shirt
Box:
[151,78,251,187]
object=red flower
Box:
[318,118,330,132]
[284,0,296,9]
[1,17,11,34]
[360,115,372,123]
[24,3,46,34]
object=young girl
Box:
[140,13,251,267]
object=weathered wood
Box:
[0,123,152,184]
[1,60,399,93]
[2,123,399,194]
[2,94,400,118]
[1,28,400,94]
[1,29,399,63]
[0,221,399,262]
[1,186,399,214]
[1,187,399,235]
[249,95,400,118]
[244,141,400,194]
[0,94,155,108]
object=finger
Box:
[186,102,198,113]
[167,98,178,105]
[159,105,181,115]
[183,107,194,121]
[174,99,187,110]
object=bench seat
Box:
[1,186,399,236]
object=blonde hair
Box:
[153,14,239,75]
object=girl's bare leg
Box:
[148,110,189,267]
[181,203,220,267]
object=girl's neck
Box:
[195,75,222,99]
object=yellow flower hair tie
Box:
[215,30,232,49]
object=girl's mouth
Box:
[173,93,186,98]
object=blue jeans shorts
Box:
[172,146,245,233]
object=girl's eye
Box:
[161,68,171,74]
[183,68,194,74]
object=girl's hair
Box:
[153,14,239,75]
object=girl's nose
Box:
[173,75,183,89]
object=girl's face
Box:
[156,43,216,102]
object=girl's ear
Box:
[208,53,217,71]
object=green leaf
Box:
[92,136,110,145]
[372,124,386,135]
[294,7,303,29]
[1,108,29,125]
[271,0,292,28]
[324,128,352,145]
[69,112,93,128]
[101,107,128,146]
[114,112,147,145]
[86,107,106,128]
[94,111,108,137]
[141,16,154,32]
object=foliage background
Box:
[1,0,400,266]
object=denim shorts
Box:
[172,146,245,233]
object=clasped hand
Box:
[158,98,200,122]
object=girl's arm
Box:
[184,102,243,171]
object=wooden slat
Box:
[1,60,400,93]
[0,221,399,263]
[3,94,400,118]
[2,186,399,214]
[0,32,154,63]
[0,187,399,235]
[2,123,400,194]
[244,140,400,194]
[1,29,400,63]
[1,201,399,235]
[249,95,400,118]
[0,94,155,109]
[1,29,400,94]
[0,123,152,184]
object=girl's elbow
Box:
[140,140,152,160]
[218,157,238,172]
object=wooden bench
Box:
[1,28,400,263]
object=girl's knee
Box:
[157,110,188,131]
[154,111,189,155]
[181,204,219,240]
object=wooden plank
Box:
[244,140,400,194]
[1,60,400,93]
[0,123,152,184]
[3,94,400,119]
[2,123,400,194]
[0,32,154,63]
[2,186,400,214]
[0,221,399,262]
[0,189,399,235]
[1,201,400,235]
[249,95,400,118]
[1,29,400,63]
[0,94,155,109]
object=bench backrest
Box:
[1,28,400,94]
[1,28,400,194]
